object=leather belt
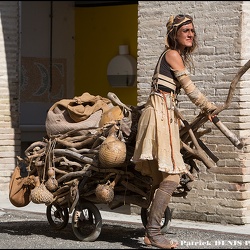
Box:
[157,84,176,94]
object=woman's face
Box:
[176,23,195,49]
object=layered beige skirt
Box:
[132,92,188,176]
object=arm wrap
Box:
[173,69,217,113]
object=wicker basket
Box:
[99,135,126,168]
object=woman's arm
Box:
[166,50,217,113]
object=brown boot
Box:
[145,180,179,249]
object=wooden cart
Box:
[15,60,249,241]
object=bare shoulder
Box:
[165,49,185,70]
[166,49,180,58]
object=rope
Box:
[43,138,57,183]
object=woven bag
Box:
[31,183,54,205]
[99,135,126,168]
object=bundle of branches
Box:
[17,103,153,211]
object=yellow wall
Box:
[75,4,138,106]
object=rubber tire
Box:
[46,204,69,230]
[72,200,102,242]
[141,206,171,233]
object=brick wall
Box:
[137,1,250,224]
[0,2,20,194]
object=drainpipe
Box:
[49,1,53,93]
[18,1,22,114]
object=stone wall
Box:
[137,1,250,224]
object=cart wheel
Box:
[46,204,69,230]
[141,206,171,233]
[72,200,102,242]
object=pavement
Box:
[1,191,250,236]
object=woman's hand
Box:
[208,104,224,121]
[207,113,216,122]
